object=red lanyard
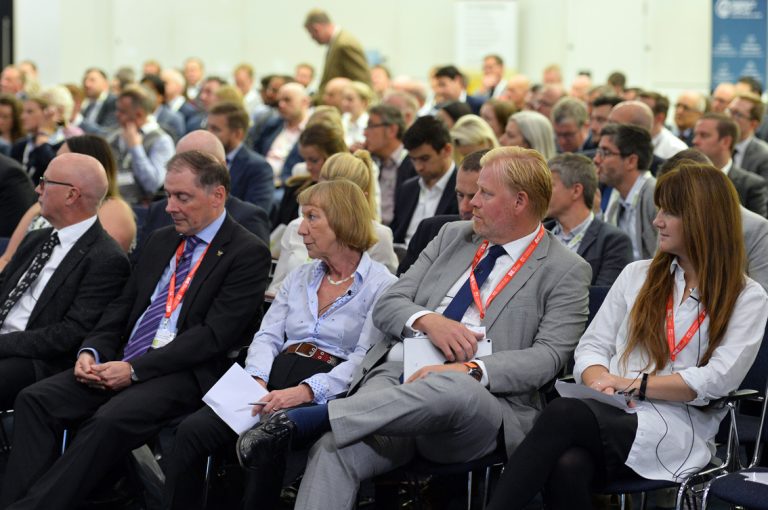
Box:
[469,225,545,319]
[665,294,707,361]
[165,239,209,319]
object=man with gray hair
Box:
[304,9,371,98]
[552,97,590,153]
[0,152,130,408]
[546,153,632,285]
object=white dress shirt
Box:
[652,127,688,159]
[607,171,651,261]
[574,260,768,481]
[0,216,98,334]
[404,163,456,244]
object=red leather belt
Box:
[285,342,341,367]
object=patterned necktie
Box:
[442,244,507,322]
[0,232,60,328]
[123,236,203,361]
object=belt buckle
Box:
[298,343,317,358]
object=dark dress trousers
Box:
[1,215,270,510]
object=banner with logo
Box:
[711,0,767,89]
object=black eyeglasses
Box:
[39,176,76,188]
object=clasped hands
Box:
[406,314,483,383]
[74,352,133,391]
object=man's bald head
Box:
[608,100,654,132]
[39,153,108,228]
[176,130,226,163]
[322,77,350,109]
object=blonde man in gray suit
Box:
[236,146,592,509]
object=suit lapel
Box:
[482,234,550,332]
[424,231,479,310]
[435,170,458,215]
[577,220,599,257]
[174,216,234,328]
[28,222,102,323]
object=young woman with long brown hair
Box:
[487,163,768,510]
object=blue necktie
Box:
[442,244,507,321]
[123,236,202,361]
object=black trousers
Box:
[487,398,637,510]
[0,358,37,409]
[0,369,202,510]
[164,352,333,510]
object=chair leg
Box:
[640,491,647,510]
[466,470,473,510]
[201,454,213,509]
[619,493,626,510]
[481,466,491,510]
[60,428,68,455]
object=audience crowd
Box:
[1,7,768,510]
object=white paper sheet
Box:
[403,333,493,382]
[555,380,637,414]
[202,363,269,434]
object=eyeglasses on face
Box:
[39,176,76,188]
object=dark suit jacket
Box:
[185,112,207,134]
[0,154,37,237]
[80,94,119,134]
[252,116,303,182]
[177,100,201,123]
[390,170,459,244]
[319,29,371,91]
[134,196,270,264]
[0,221,130,378]
[10,137,62,184]
[741,137,768,180]
[729,165,768,217]
[397,214,459,275]
[575,218,633,286]
[229,146,274,213]
[466,95,485,115]
[81,215,270,392]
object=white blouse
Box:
[574,259,768,481]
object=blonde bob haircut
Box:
[479,146,552,220]
[320,150,379,221]
[298,179,378,253]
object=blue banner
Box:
[712,0,767,89]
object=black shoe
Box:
[236,411,296,470]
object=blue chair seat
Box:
[600,474,676,495]
[707,467,768,509]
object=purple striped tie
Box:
[123,236,202,361]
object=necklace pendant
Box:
[326,273,354,286]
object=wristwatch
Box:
[464,361,483,382]
[130,365,139,382]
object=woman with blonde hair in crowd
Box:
[487,163,768,510]
[449,114,499,165]
[10,95,62,183]
[341,81,375,147]
[499,110,556,160]
[40,85,85,139]
[269,150,396,294]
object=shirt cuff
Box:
[303,375,328,404]
[78,348,101,364]
[405,310,437,335]
[245,366,270,384]
[472,359,490,387]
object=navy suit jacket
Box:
[229,146,274,213]
[80,94,119,135]
[0,221,130,378]
[466,95,485,115]
[390,170,459,244]
[397,214,459,275]
[252,116,303,182]
[10,137,62,184]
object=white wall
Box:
[14,0,712,102]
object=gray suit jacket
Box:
[729,165,768,217]
[605,174,658,260]
[361,221,592,455]
[741,137,768,180]
[742,206,768,292]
